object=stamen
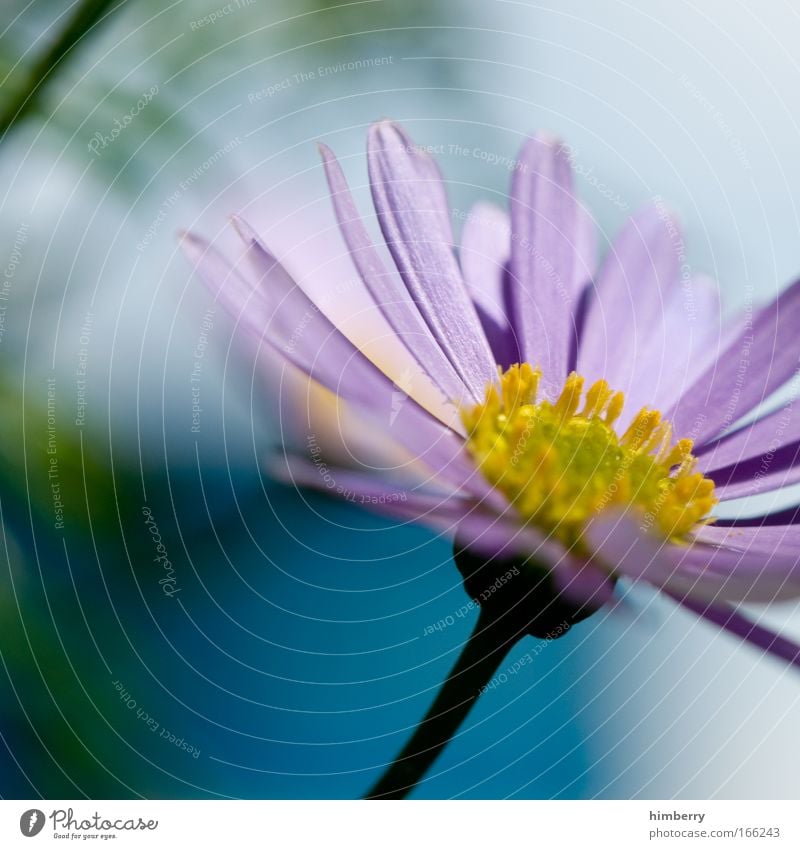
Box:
[554,373,584,420]
[462,365,717,548]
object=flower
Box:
[183,120,800,668]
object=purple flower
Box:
[183,121,800,669]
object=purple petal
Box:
[459,201,512,326]
[714,504,800,527]
[695,398,800,498]
[280,415,610,602]
[584,512,672,581]
[454,512,554,561]
[693,523,800,555]
[667,594,800,671]
[566,203,598,372]
[586,512,800,602]
[319,142,468,405]
[474,300,518,371]
[368,122,497,401]
[274,455,470,519]
[551,556,617,608]
[182,228,487,497]
[704,443,800,500]
[458,201,518,366]
[623,274,722,418]
[697,396,800,470]
[668,277,800,446]
[509,134,579,393]
[577,205,683,418]
[275,453,537,554]
[667,544,800,603]
[571,201,597,294]
[390,122,455,248]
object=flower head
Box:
[184,120,800,668]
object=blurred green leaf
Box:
[0,0,124,140]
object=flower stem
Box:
[0,0,120,141]
[365,607,524,799]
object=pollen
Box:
[461,364,717,549]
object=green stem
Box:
[0,0,121,140]
[365,607,524,799]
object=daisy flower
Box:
[183,120,800,797]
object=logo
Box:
[19,809,45,837]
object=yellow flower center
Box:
[462,364,717,549]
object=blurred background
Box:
[1,0,800,799]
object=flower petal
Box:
[550,556,617,608]
[368,121,497,401]
[458,201,518,366]
[585,512,800,602]
[571,200,598,294]
[274,453,531,552]
[319,142,469,405]
[668,277,800,446]
[389,122,455,248]
[667,545,800,603]
[274,454,467,514]
[182,229,485,496]
[623,274,723,418]
[566,202,597,372]
[694,522,800,556]
[697,392,800,469]
[666,594,800,671]
[577,205,682,416]
[509,134,579,393]
[453,513,552,561]
[473,302,517,372]
[714,504,800,527]
[695,398,800,498]
[704,442,800,500]
[459,201,512,326]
